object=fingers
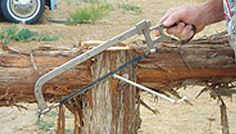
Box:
[156,9,176,37]
[156,22,195,40]
[159,8,176,24]
[166,22,185,34]
[156,30,161,37]
[181,25,195,40]
[162,9,185,27]
[156,7,186,37]
[156,6,197,40]
[166,23,194,40]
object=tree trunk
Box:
[0,44,93,105]
[136,39,236,89]
[0,43,141,133]
[0,37,235,104]
[65,49,140,134]
[1,35,235,134]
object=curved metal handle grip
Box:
[168,23,196,44]
[153,23,196,44]
[178,24,196,44]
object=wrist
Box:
[200,0,224,26]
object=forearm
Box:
[200,0,224,26]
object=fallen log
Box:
[137,41,236,85]
[0,45,93,105]
[1,34,236,134]
[0,35,235,105]
[0,43,141,134]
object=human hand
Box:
[157,5,205,40]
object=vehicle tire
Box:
[0,0,45,24]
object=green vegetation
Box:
[0,26,59,44]
[65,0,80,5]
[35,108,74,134]
[36,109,58,133]
[67,0,141,24]
[79,0,106,4]
[116,2,141,13]
[36,119,56,133]
[47,110,58,118]
[67,3,112,24]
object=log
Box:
[0,43,141,133]
[0,36,236,104]
[1,35,235,134]
[65,49,140,133]
[0,45,93,105]
[137,42,236,85]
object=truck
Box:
[0,0,57,24]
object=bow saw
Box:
[35,20,195,118]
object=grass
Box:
[0,26,59,44]
[35,109,58,133]
[116,2,142,13]
[67,3,112,24]
[79,0,106,4]
[67,0,141,24]
[36,108,74,134]
[36,119,56,133]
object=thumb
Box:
[163,11,184,27]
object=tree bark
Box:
[0,44,141,134]
[0,38,236,104]
[136,38,236,90]
[0,45,93,105]
[1,35,235,134]
[64,49,140,134]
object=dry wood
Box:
[63,49,140,134]
[57,105,65,134]
[0,34,235,134]
[0,42,141,133]
[137,41,236,89]
[0,43,92,105]
[0,36,235,104]
[135,40,236,105]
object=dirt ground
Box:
[0,0,235,134]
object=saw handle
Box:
[162,22,196,44]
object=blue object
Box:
[49,0,57,10]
